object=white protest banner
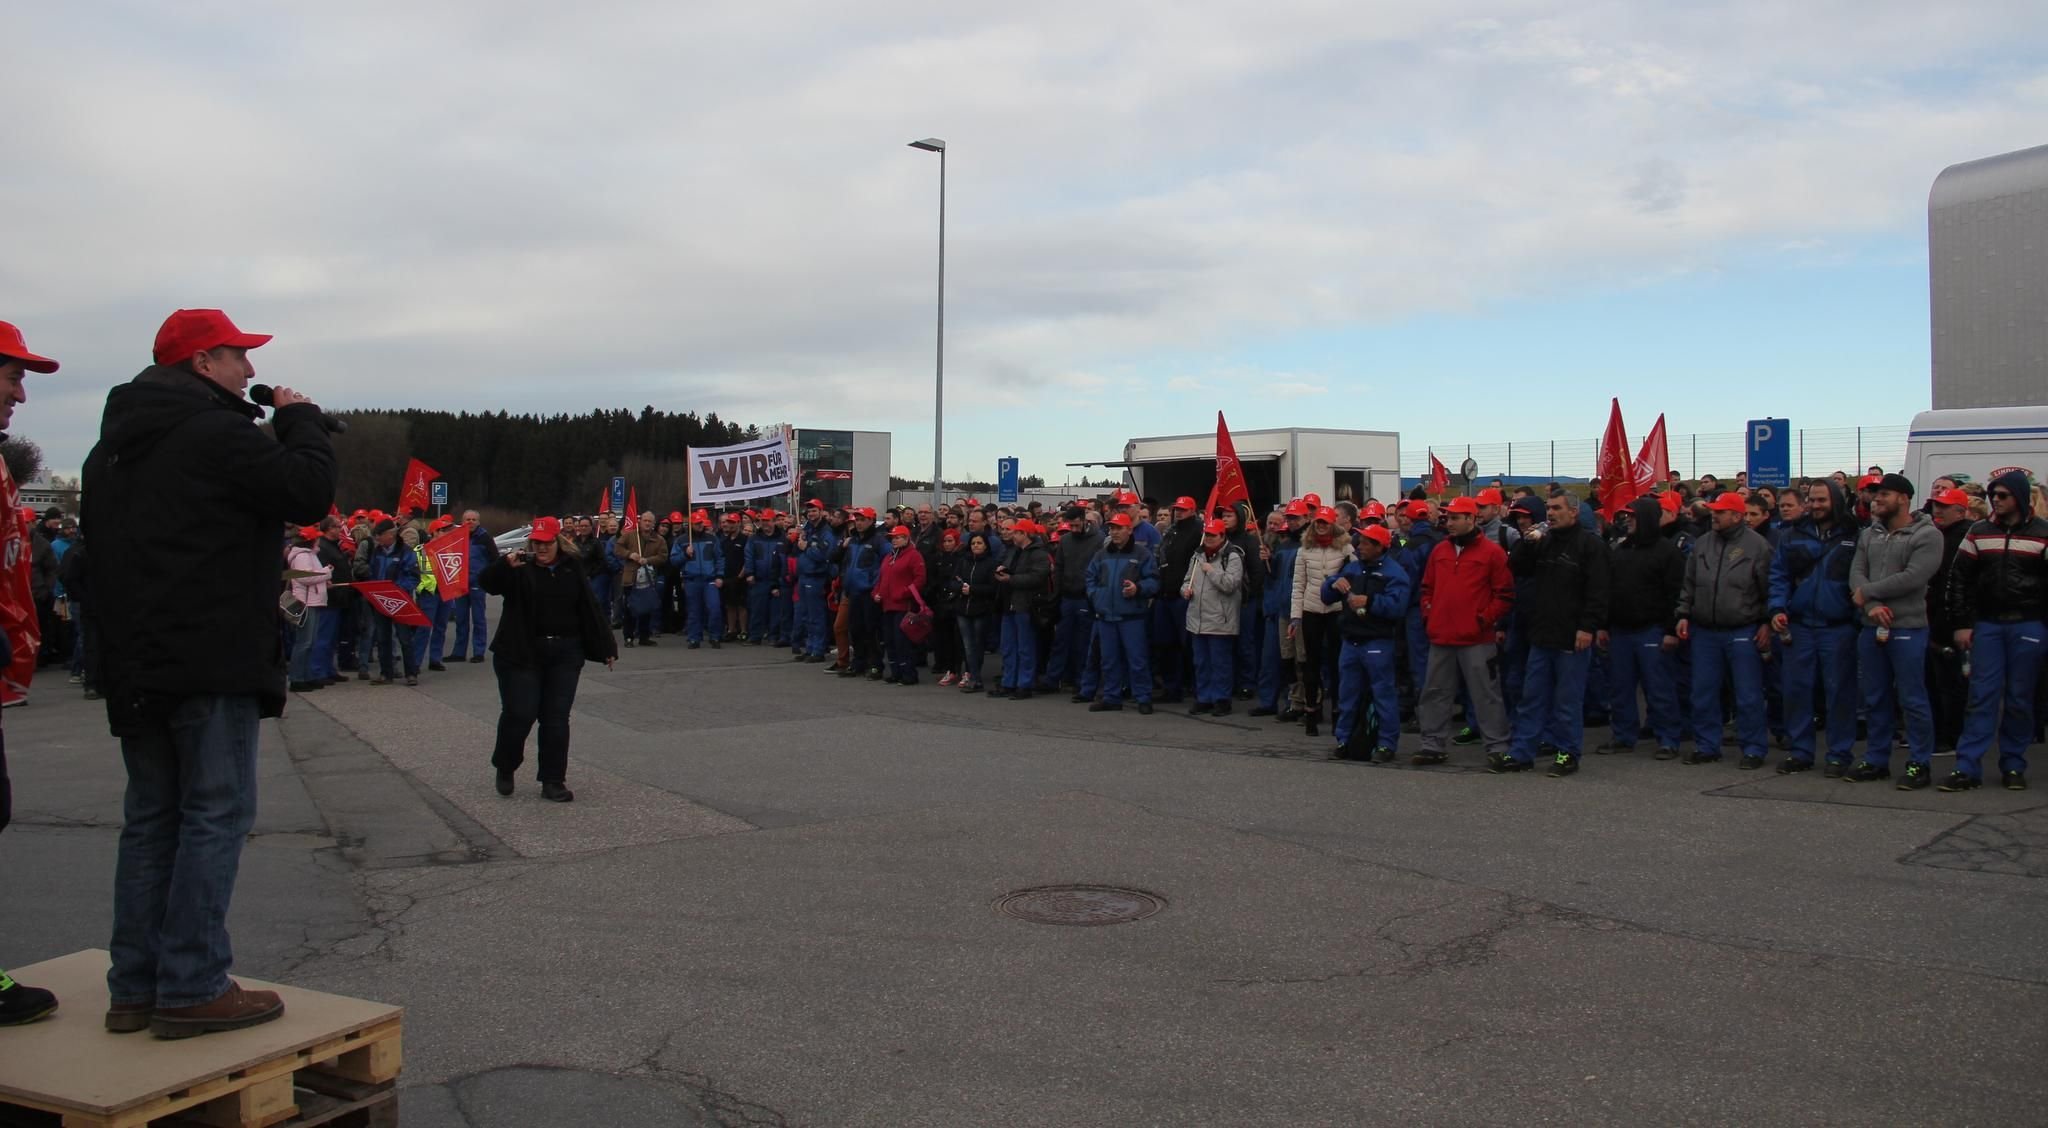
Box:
[687,434,796,502]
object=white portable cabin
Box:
[1901,407,2048,488]
[1077,428,1403,512]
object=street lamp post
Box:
[908,137,946,503]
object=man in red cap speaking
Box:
[0,320,59,1026]
[83,309,337,1038]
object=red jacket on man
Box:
[1420,533,1514,646]
[874,546,928,613]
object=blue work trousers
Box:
[1234,604,1263,694]
[797,579,829,656]
[1046,597,1093,686]
[449,592,490,659]
[1783,622,1859,765]
[1000,611,1037,691]
[1191,634,1234,705]
[1690,625,1767,760]
[1857,626,1933,770]
[1336,638,1398,752]
[1513,645,1590,760]
[1095,618,1151,706]
[684,580,724,644]
[1607,626,1680,749]
[1955,620,2046,780]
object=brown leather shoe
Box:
[150,980,284,1039]
[104,1001,153,1033]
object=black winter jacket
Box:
[1157,516,1203,594]
[1608,497,1683,633]
[1053,527,1101,597]
[82,365,336,733]
[1507,521,1611,648]
[477,554,617,667]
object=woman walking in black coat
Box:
[479,516,617,803]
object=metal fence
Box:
[1405,425,1911,483]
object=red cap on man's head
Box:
[529,516,563,542]
[858,507,876,519]
[1857,474,1882,490]
[1202,519,1226,536]
[942,529,960,542]
[1475,488,1504,506]
[0,321,59,373]
[1362,500,1386,518]
[668,511,683,523]
[1931,488,1970,509]
[1314,506,1338,524]
[430,514,453,530]
[1302,493,1322,509]
[1113,491,1138,506]
[1359,524,1393,548]
[152,309,272,367]
[889,524,911,538]
[1108,513,1133,528]
[805,498,824,509]
[1283,499,1309,518]
[1659,491,1683,514]
[1173,496,1197,511]
[1402,501,1431,519]
[1444,497,1480,515]
[1709,493,1748,513]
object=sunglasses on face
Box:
[1990,490,2014,499]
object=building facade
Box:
[1929,143,2048,410]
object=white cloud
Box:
[5,1,2046,481]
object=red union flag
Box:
[398,458,439,517]
[1595,398,1640,518]
[426,528,470,601]
[354,579,432,627]
[1632,414,1670,497]
[621,487,639,534]
[1428,452,1450,495]
[1204,411,1251,517]
[0,461,40,705]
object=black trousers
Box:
[492,639,585,784]
[1300,611,1339,716]
[849,596,882,672]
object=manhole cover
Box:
[996,884,1166,926]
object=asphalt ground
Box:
[2,630,2044,1126]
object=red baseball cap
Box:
[1931,488,1970,508]
[1857,474,1882,490]
[1108,513,1133,528]
[1475,488,1504,506]
[723,511,741,522]
[152,309,272,367]
[668,510,684,523]
[1173,496,1197,511]
[942,529,960,542]
[1358,524,1393,548]
[889,524,911,537]
[1302,493,1322,509]
[1202,519,1226,535]
[805,498,824,509]
[430,514,453,530]
[1708,493,1748,513]
[1444,497,1480,515]
[858,507,876,519]
[963,498,979,507]
[297,525,321,540]
[1113,491,1138,506]
[1283,499,1310,518]
[0,321,59,373]
[529,516,563,542]
[1402,501,1430,519]
[1362,500,1386,518]
[1659,491,1683,514]
[1314,506,1338,523]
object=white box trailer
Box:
[1074,428,1402,513]
[1902,407,2048,488]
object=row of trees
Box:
[328,407,756,519]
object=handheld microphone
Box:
[250,384,348,434]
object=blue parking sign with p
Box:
[1747,419,1790,488]
[610,476,627,514]
[430,480,448,507]
[997,458,1020,503]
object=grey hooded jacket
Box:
[1677,523,1772,629]
[1850,510,1943,630]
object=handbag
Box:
[899,590,933,646]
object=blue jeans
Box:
[1235,604,1263,695]
[1000,611,1036,690]
[450,592,490,658]
[411,591,447,668]
[798,579,830,656]
[1192,634,1234,705]
[884,610,919,683]
[1336,638,1398,752]
[1514,645,1590,760]
[1783,622,1858,765]
[1046,597,1092,686]
[684,580,724,644]
[1607,627,1681,749]
[353,601,376,672]
[108,694,262,1009]
[374,615,417,678]
[1498,618,1530,718]
[289,607,321,682]
[747,581,774,643]
[1691,625,1767,760]
[1956,620,2047,779]
[958,613,992,685]
[1858,626,1933,769]
[1096,618,1151,705]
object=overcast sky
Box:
[7,1,2045,487]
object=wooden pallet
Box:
[0,951,402,1128]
